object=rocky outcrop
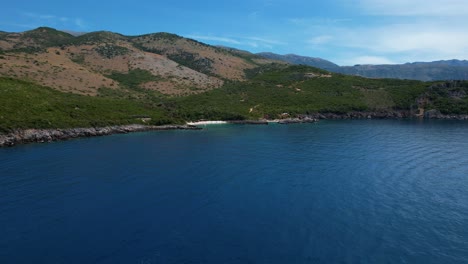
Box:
[278,117,318,124]
[301,111,411,120]
[301,111,468,120]
[0,124,201,147]
[424,109,443,119]
[423,109,468,120]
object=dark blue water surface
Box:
[1,120,468,263]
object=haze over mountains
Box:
[257,52,468,81]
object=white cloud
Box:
[186,35,241,45]
[356,0,468,62]
[308,35,333,45]
[0,22,40,29]
[186,34,283,50]
[243,37,286,45]
[19,11,87,30]
[335,22,468,61]
[358,0,468,16]
[346,56,395,65]
[247,42,259,48]
[291,1,468,64]
[22,12,56,20]
[74,18,85,29]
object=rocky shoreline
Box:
[301,111,468,120]
[0,124,201,147]
[2,111,468,147]
[227,120,269,125]
[305,111,411,119]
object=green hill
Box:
[0,77,171,133]
[1,27,468,133]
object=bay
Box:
[1,120,468,263]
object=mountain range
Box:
[257,52,468,81]
[0,27,275,96]
[1,27,467,133]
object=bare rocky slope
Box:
[0,27,274,96]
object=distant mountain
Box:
[257,52,340,71]
[1,26,468,133]
[410,60,468,67]
[339,61,468,81]
[256,53,468,81]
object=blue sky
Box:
[2,0,468,65]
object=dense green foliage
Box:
[106,69,161,90]
[1,63,467,133]
[171,65,430,120]
[423,82,468,114]
[3,26,467,133]
[0,78,170,132]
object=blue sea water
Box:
[1,120,468,263]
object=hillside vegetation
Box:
[171,65,430,120]
[0,77,172,133]
[1,27,468,132]
[0,27,268,96]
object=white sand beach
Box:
[187,121,228,125]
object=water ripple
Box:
[1,120,468,263]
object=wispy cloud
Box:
[343,56,395,65]
[74,18,86,29]
[186,35,242,45]
[243,37,286,45]
[284,0,468,65]
[358,0,468,16]
[18,11,88,30]
[305,22,468,65]
[346,24,468,54]
[0,22,41,29]
[22,12,58,20]
[308,35,333,45]
[186,34,285,50]
[288,17,351,26]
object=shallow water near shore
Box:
[1,120,468,263]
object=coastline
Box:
[3,110,468,148]
[186,121,228,125]
[0,124,201,147]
